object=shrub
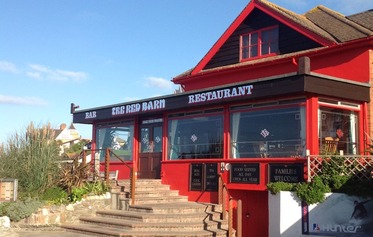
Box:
[267,182,295,195]
[84,180,110,195]
[0,198,43,222]
[294,176,330,205]
[41,186,69,205]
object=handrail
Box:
[218,173,242,237]
[81,148,136,205]
[107,148,136,205]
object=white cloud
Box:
[27,64,88,82]
[0,61,19,73]
[0,94,48,106]
[144,76,174,90]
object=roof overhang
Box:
[72,74,369,124]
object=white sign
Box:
[188,85,253,104]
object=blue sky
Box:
[1,0,372,143]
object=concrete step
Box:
[95,209,223,223]
[62,179,230,236]
[128,202,221,214]
[78,216,226,231]
[62,224,229,237]
[129,195,188,204]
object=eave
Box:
[189,0,336,76]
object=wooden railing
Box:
[218,173,242,237]
[81,148,136,205]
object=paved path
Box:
[0,229,88,237]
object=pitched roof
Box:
[257,0,335,43]
[305,6,373,42]
[173,0,373,81]
[347,9,373,31]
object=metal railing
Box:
[81,148,136,205]
[307,155,373,182]
[218,173,242,237]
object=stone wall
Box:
[11,192,111,228]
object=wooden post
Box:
[218,176,223,205]
[228,199,233,236]
[237,199,242,237]
[131,169,136,205]
[105,148,110,186]
[222,186,227,220]
[82,150,86,165]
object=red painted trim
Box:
[240,25,279,62]
[174,36,373,86]
[306,96,319,155]
[191,3,256,75]
[133,116,139,172]
[361,103,368,154]
[224,105,230,159]
[162,113,168,163]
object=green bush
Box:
[294,176,330,205]
[41,187,69,205]
[69,186,89,203]
[84,180,109,195]
[0,198,43,222]
[267,182,295,195]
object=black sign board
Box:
[230,163,260,184]
[204,163,218,191]
[269,164,304,183]
[190,163,203,191]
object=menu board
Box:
[230,163,260,184]
[204,163,218,191]
[190,163,203,191]
[269,164,304,183]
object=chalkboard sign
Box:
[204,163,218,191]
[269,164,304,183]
[230,163,260,184]
[190,163,203,191]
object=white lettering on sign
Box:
[188,85,253,104]
[112,99,166,116]
[85,111,96,119]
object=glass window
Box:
[168,114,223,160]
[231,106,306,158]
[319,107,358,155]
[96,123,134,161]
[241,26,279,60]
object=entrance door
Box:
[138,124,162,179]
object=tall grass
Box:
[0,122,61,199]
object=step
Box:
[63,224,229,237]
[95,209,223,223]
[128,202,220,214]
[79,216,225,231]
[130,195,188,204]
[131,189,180,198]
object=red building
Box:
[72,1,373,236]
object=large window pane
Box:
[96,123,134,161]
[231,107,306,158]
[168,115,223,160]
[319,107,358,155]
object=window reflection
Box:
[168,114,223,160]
[231,106,306,158]
[319,107,358,155]
[96,123,134,161]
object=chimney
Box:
[60,123,67,130]
[298,56,310,75]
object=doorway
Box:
[138,123,162,179]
